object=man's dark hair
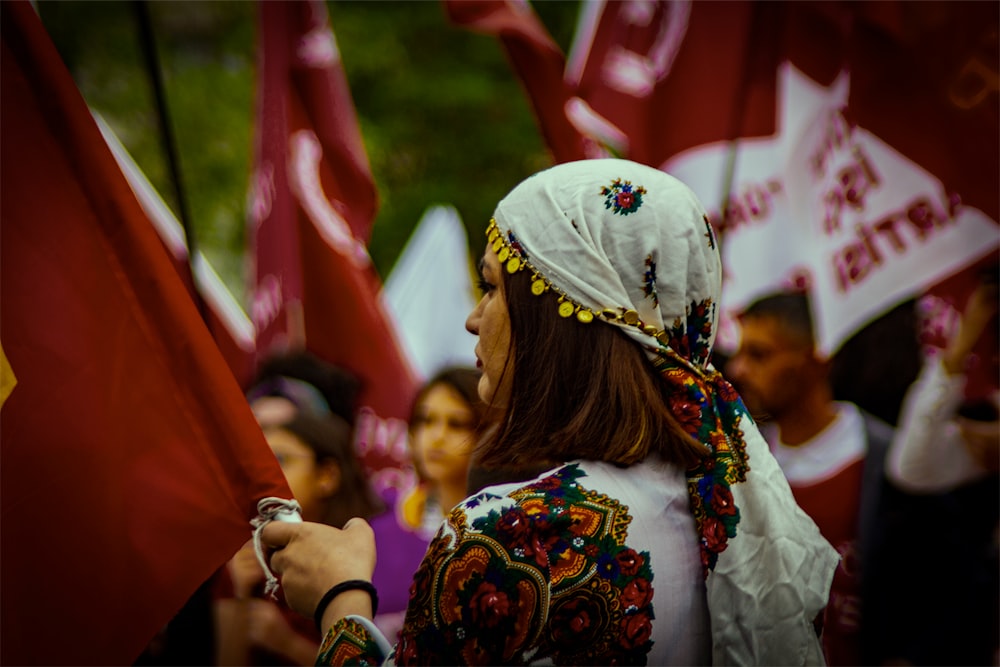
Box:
[741,291,815,345]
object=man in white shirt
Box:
[726,291,894,667]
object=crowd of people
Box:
[142,158,996,666]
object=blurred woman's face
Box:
[264,426,338,523]
[466,246,512,407]
[411,383,476,488]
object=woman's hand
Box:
[261,518,377,623]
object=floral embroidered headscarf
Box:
[490,158,748,572]
[489,159,837,665]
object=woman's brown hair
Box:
[476,267,707,470]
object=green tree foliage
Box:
[37,0,581,306]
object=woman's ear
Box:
[316,460,341,497]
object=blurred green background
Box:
[36,0,582,306]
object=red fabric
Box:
[444,0,589,162]
[569,1,788,165]
[204,298,257,389]
[844,1,999,223]
[788,460,866,666]
[157,240,257,388]
[462,0,998,220]
[0,2,291,664]
[249,0,417,432]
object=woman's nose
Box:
[466,299,483,335]
[426,420,448,443]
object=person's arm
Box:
[265,500,550,665]
[885,358,976,491]
[887,284,997,492]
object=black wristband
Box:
[313,579,379,632]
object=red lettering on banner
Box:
[809,108,855,179]
[833,191,961,293]
[709,179,783,239]
[251,274,283,334]
[823,145,881,234]
[598,2,690,98]
[354,406,410,467]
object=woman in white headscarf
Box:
[263,159,838,666]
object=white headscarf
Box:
[489,159,838,665]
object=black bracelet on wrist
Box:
[313,579,379,632]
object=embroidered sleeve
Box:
[389,464,655,665]
[316,616,388,666]
[317,465,657,665]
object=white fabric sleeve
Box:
[886,357,989,493]
[708,418,839,666]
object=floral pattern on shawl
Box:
[666,298,715,370]
[653,349,751,575]
[319,464,657,666]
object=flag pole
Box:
[718,2,769,242]
[132,0,211,327]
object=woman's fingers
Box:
[257,519,378,618]
[260,519,297,551]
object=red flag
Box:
[844,1,999,222]
[0,2,291,664]
[565,1,801,164]
[98,114,259,388]
[247,0,418,445]
[444,0,590,161]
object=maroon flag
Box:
[247,0,418,455]
[844,1,999,222]
[98,114,259,388]
[0,2,291,664]
[444,0,590,162]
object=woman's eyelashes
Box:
[477,277,495,295]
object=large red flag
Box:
[247,0,418,468]
[0,2,291,664]
[97,113,258,388]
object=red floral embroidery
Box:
[322,465,659,665]
[615,548,644,576]
[702,516,730,553]
[470,582,512,628]
[620,577,653,609]
[620,611,653,649]
[550,595,602,645]
[601,178,647,215]
[671,398,702,434]
[710,485,737,517]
